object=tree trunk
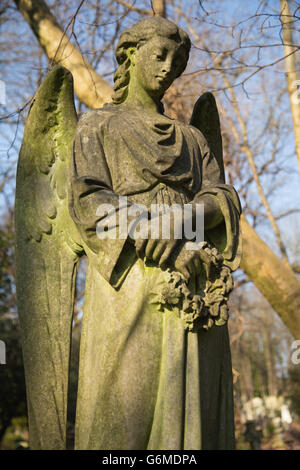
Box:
[240,344,255,402]
[263,330,277,396]
[241,215,300,339]
[0,419,11,444]
[152,0,166,17]
[280,0,300,175]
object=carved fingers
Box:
[174,245,214,281]
[134,210,182,264]
[135,237,179,265]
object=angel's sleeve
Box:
[69,111,136,288]
[192,129,242,270]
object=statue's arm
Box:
[191,129,242,270]
[187,92,242,269]
[191,131,232,225]
[69,112,136,287]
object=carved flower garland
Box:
[149,242,234,331]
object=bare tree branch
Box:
[14,0,113,108]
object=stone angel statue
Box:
[15,17,242,450]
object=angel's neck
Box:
[125,77,162,114]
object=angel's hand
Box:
[173,243,214,281]
[135,209,183,265]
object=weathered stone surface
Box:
[16,17,242,450]
[15,66,83,449]
[70,17,242,450]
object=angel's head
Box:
[112,17,191,106]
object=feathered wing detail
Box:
[15,66,83,449]
[190,92,242,271]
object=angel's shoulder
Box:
[187,121,203,138]
[188,123,209,149]
[76,104,118,133]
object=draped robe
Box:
[69,103,242,450]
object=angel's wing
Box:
[15,66,83,449]
[190,92,225,183]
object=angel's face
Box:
[128,36,186,98]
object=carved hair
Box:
[112,17,191,106]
